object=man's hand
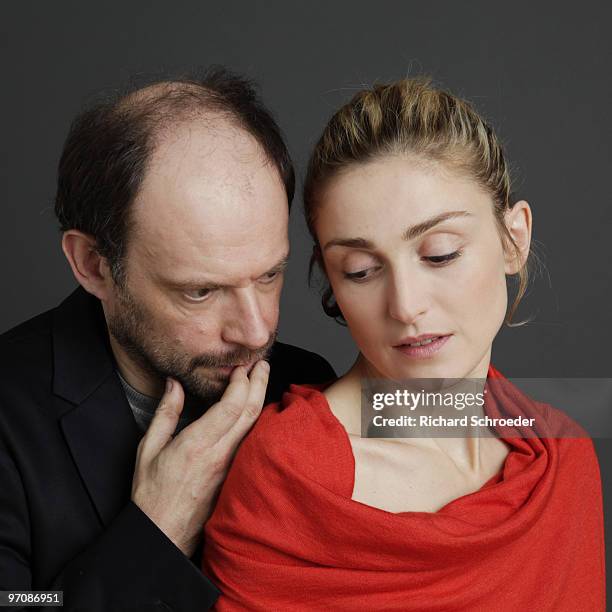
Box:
[131,360,270,557]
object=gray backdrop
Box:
[2,0,611,589]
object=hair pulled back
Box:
[304,77,528,326]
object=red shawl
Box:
[203,365,605,611]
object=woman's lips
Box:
[392,334,451,359]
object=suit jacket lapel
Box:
[52,287,141,526]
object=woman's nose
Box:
[386,270,428,325]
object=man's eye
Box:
[184,288,214,302]
[424,251,462,265]
[260,270,282,284]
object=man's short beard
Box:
[106,280,276,406]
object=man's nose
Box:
[221,287,271,350]
[386,268,428,325]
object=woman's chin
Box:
[382,357,469,382]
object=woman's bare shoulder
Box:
[323,374,362,436]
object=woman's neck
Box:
[325,353,501,476]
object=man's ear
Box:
[503,200,532,275]
[61,230,114,300]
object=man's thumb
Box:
[138,378,185,462]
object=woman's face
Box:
[315,155,530,381]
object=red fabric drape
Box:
[203,365,605,611]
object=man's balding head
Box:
[57,68,291,404]
[54,67,294,283]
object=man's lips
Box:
[214,361,255,375]
[393,334,452,358]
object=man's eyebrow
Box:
[166,278,223,291]
[263,255,290,274]
[322,210,472,251]
[164,254,290,290]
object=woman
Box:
[202,78,605,610]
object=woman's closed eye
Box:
[423,250,462,265]
[343,266,382,282]
[343,251,462,282]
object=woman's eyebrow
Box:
[323,237,375,251]
[403,210,472,240]
[323,210,472,251]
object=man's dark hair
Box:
[54,67,295,283]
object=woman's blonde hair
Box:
[304,77,530,326]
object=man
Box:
[0,68,334,610]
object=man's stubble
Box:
[106,279,276,407]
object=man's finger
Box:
[138,378,185,463]
[221,360,270,451]
[244,360,270,419]
[195,365,251,436]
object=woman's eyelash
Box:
[343,251,462,281]
[424,250,462,264]
[343,267,379,280]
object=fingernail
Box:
[260,360,270,373]
[166,378,173,393]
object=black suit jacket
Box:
[0,287,335,611]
